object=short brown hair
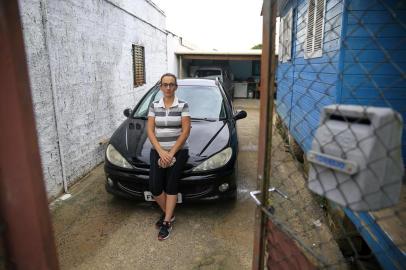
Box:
[160,73,177,86]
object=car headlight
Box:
[193,147,232,172]
[106,144,133,169]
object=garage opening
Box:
[176,51,261,99]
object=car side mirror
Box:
[123,108,132,118]
[234,110,247,120]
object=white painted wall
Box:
[166,32,180,76]
[166,31,195,77]
[18,0,168,199]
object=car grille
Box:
[179,183,213,198]
[117,181,147,195]
[117,180,213,199]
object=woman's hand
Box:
[158,149,173,167]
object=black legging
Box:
[149,149,189,196]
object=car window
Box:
[133,85,227,119]
[132,86,159,117]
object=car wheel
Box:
[226,159,239,201]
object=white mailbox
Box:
[308,105,404,211]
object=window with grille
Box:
[304,0,326,59]
[278,9,293,63]
[132,44,145,87]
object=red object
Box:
[266,221,315,270]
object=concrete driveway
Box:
[51,99,260,270]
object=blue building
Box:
[276,0,405,268]
[277,0,406,152]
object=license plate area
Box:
[143,191,183,203]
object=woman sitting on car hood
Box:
[147,73,191,241]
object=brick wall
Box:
[18,0,168,199]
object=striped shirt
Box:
[148,96,190,150]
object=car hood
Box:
[109,118,230,167]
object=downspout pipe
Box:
[40,0,70,195]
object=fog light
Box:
[218,183,229,192]
[107,177,114,187]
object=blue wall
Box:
[277,0,406,153]
[276,63,294,129]
[276,1,296,132]
[277,0,343,151]
[340,0,406,154]
[276,1,406,268]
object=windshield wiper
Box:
[133,116,147,120]
[191,117,217,122]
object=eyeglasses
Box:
[161,83,176,88]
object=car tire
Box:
[225,160,238,202]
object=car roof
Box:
[177,78,218,86]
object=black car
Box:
[104,78,247,202]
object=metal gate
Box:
[252,0,405,269]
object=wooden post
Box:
[0,1,59,269]
[252,0,277,269]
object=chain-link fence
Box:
[263,0,405,269]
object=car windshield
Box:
[195,70,221,77]
[133,85,227,120]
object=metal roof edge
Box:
[175,50,262,56]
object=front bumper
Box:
[104,164,236,202]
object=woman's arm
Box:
[169,116,191,157]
